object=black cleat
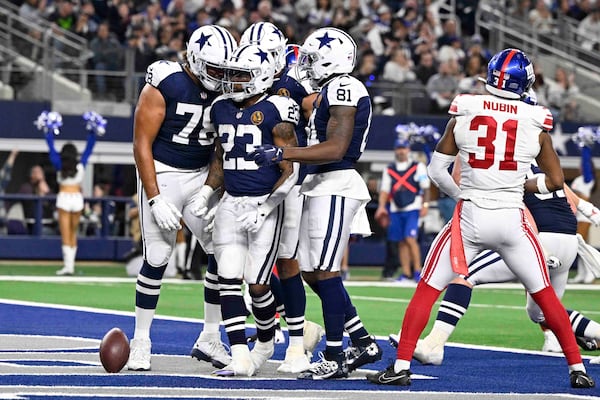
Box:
[367,364,411,386]
[344,338,383,372]
[576,336,599,351]
[570,371,595,388]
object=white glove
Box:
[190,185,215,217]
[236,209,268,233]
[203,205,218,233]
[577,199,600,226]
[149,194,182,231]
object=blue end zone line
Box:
[1,298,598,361]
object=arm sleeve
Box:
[428,151,461,199]
[80,132,97,166]
[581,146,594,183]
[45,132,61,170]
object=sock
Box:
[270,274,286,319]
[567,309,600,340]
[429,283,473,342]
[134,260,167,340]
[202,254,221,335]
[219,276,247,346]
[317,277,346,358]
[530,287,583,368]
[397,280,442,362]
[280,273,306,342]
[251,290,276,343]
[342,287,370,345]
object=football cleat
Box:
[303,320,325,355]
[127,338,151,371]
[388,333,399,348]
[297,352,348,380]
[213,345,255,377]
[542,330,562,353]
[570,370,595,388]
[366,364,412,386]
[344,337,382,372]
[413,338,444,366]
[576,336,599,351]
[277,344,311,373]
[191,336,231,369]
[249,339,274,372]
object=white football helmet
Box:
[298,27,357,89]
[186,25,237,91]
[222,44,276,102]
[240,22,287,75]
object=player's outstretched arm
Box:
[526,132,564,194]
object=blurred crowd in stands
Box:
[8,0,599,119]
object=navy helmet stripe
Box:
[214,26,231,59]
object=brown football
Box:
[99,327,130,373]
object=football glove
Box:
[577,199,600,226]
[190,185,215,217]
[236,208,268,233]
[251,145,284,167]
[203,204,218,233]
[149,194,182,231]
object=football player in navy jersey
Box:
[251,27,382,380]
[127,25,236,371]
[197,43,300,377]
[241,22,323,374]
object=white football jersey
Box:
[450,94,553,209]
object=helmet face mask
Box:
[485,48,535,99]
[222,44,276,102]
[240,22,287,75]
[298,27,357,89]
[186,25,237,91]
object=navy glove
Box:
[251,145,284,167]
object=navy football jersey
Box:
[145,60,219,170]
[211,94,300,196]
[307,74,372,173]
[524,164,577,234]
[271,65,314,184]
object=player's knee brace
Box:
[146,242,172,267]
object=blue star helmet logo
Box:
[317,32,336,49]
[256,49,269,63]
[196,33,212,50]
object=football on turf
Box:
[99,327,130,373]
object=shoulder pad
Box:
[267,95,300,125]
[448,94,475,116]
[325,75,368,107]
[145,61,183,87]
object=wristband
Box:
[536,174,550,194]
[148,195,159,207]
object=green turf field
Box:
[1,261,599,354]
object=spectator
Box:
[89,22,124,100]
[529,0,555,37]
[411,20,438,66]
[414,51,437,86]
[19,0,46,52]
[530,63,550,106]
[73,1,99,40]
[47,0,78,33]
[426,60,459,113]
[0,150,19,229]
[510,0,532,24]
[458,54,486,94]
[18,164,54,235]
[437,18,460,49]
[107,0,132,43]
[308,0,334,29]
[567,0,594,21]
[382,48,416,83]
[437,36,465,65]
[577,6,600,51]
[546,66,580,121]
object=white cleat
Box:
[277,344,311,373]
[542,330,562,353]
[250,339,274,372]
[127,338,151,371]
[413,339,444,366]
[190,334,231,369]
[303,320,325,356]
[56,267,74,276]
[214,344,255,377]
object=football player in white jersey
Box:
[127,25,236,371]
[196,43,300,377]
[251,27,382,380]
[367,48,595,389]
[241,22,324,373]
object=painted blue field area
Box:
[1,300,600,399]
